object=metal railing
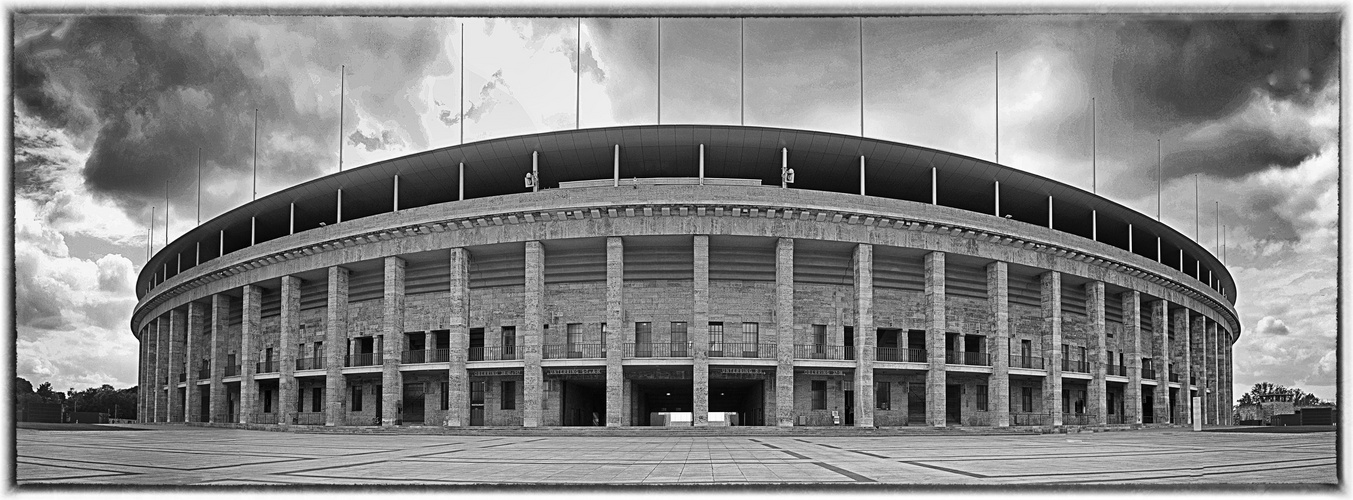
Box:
[707,343,771,358]
[1141,368,1156,379]
[255,360,279,374]
[1105,413,1124,425]
[1009,412,1052,426]
[1062,359,1089,373]
[252,411,279,425]
[346,352,383,367]
[468,346,521,361]
[1168,371,1180,383]
[295,357,323,371]
[793,345,852,360]
[1062,413,1096,426]
[224,365,240,377]
[876,347,927,362]
[543,343,605,359]
[963,411,995,426]
[1106,364,1127,376]
[198,368,211,379]
[1010,355,1044,370]
[293,412,326,425]
[624,342,692,358]
[947,351,991,366]
[401,348,450,363]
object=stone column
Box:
[924,251,947,427]
[1212,320,1223,427]
[775,238,795,426]
[605,237,624,426]
[381,257,405,426]
[1177,308,1193,425]
[210,294,229,423]
[523,242,544,427]
[156,315,168,422]
[279,275,301,426]
[138,326,148,422]
[186,302,204,423]
[240,284,261,424]
[446,248,470,426]
[692,235,710,427]
[1121,291,1142,424]
[1226,331,1233,424]
[1086,281,1106,425]
[853,244,875,427]
[1193,316,1208,425]
[1040,271,1062,426]
[325,266,349,426]
[169,308,187,422]
[1151,300,1169,423]
[987,261,1010,427]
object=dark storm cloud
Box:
[1109,17,1339,178]
[348,129,403,152]
[13,15,449,213]
[439,69,507,126]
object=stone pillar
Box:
[1177,308,1193,425]
[853,243,875,427]
[240,284,261,424]
[1151,300,1169,423]
[279,275,301,426]
[1086,281,1106,425]
[170,308,187,422]
[186,302,204,423]
[775,238,795,426]
[381,257,405,426]
[136,329,145,422]
[1226,331,1233,424]
[1121,291,1142,424]
[209,294,228,423]
[523,242,544,427]
[1212,320,1223,427]
[987,261,1010,427]
[445,248,470,426]
[325,266,349,426]
[924,251,947,427]
[156,315,168,422]
[692,235,710,427]
[1192,316,1208,426]
[1040,271,1062,426]
[605,237,624,426]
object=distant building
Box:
[1238,392,1295,424]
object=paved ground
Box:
[14,425,1336,487]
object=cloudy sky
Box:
[12,13,1339,402]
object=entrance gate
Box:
[403,383,425,425]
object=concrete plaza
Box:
[15,425,1335,487]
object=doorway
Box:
[907,383,927,425]
[403,382,425,425]
[945,384,961,424]
[709,379,766,426]
[844,389,856,426]
[559,379,606,426]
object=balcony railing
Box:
[252,410,279,425]
[876,347,927,362]
[400,348,451,363]
[1062,413,1096,426]
[345,352,383,367]
[255,360,279,374]
[224,365,241,377]
[1168,371,1180,383]
[295,357,323,371]
[198,368,211,379]
[1141,368,1157,379]
[707,342,771,358]
[468,346,521,362]
[793,344,852,360]
[1010,355,1044,370]
[947,351,991,366]
[1062,359,1089,373]
[1009,412,1052,426]
[624,342,692,358]
[293,412,326,426]
[1106,364,1127,376]
[1105,413,1124,425]
[543,343,606,359]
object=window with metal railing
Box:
[709,322,724,355]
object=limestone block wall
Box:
[542,282,607,345]
[405,291,452,332]
[793,283,853,346]
[623,280,694,344]
[709,281,776,341]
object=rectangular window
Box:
[265,347,274,364]
[501,381,516,410]
[875,382,890,410]
[314,341,324,361]
[1021,387,1033,412]
[567,323,583,349]
[311,387,322,412]
[635,322,652,345]
[976,385,989,411]
[470,381,485,405]
[742,322,759,346]
[813,324,827,352]
[811,380,827,410]
[351,386,363,412]
[1107,392,1116,415]
[501,327,517,359]
[671,322,688,345]
[709,322,724,351]
[1078,346,1086,362]
[440,382,449,410]
[1021,339,1032,360]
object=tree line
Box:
[15,377,138,420]
[1236,382,1332,407]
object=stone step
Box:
[182,422,1190,436]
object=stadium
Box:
[132,123,1238,428]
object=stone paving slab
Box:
[13,426,1337,487]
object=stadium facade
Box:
[132,124,1238,428]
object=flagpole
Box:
[1156,139,1161,221]
[656,18,661,125]
[460,25,465,145]
[196,148,201,225]
[740,19,744,126]
[995,51,999,163]
[859,17,864,137]
[252,108,258,200]
[164,180,170,247]
[576,18,581,130]
[339,65,345,172]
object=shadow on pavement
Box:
[17,423,144,431]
